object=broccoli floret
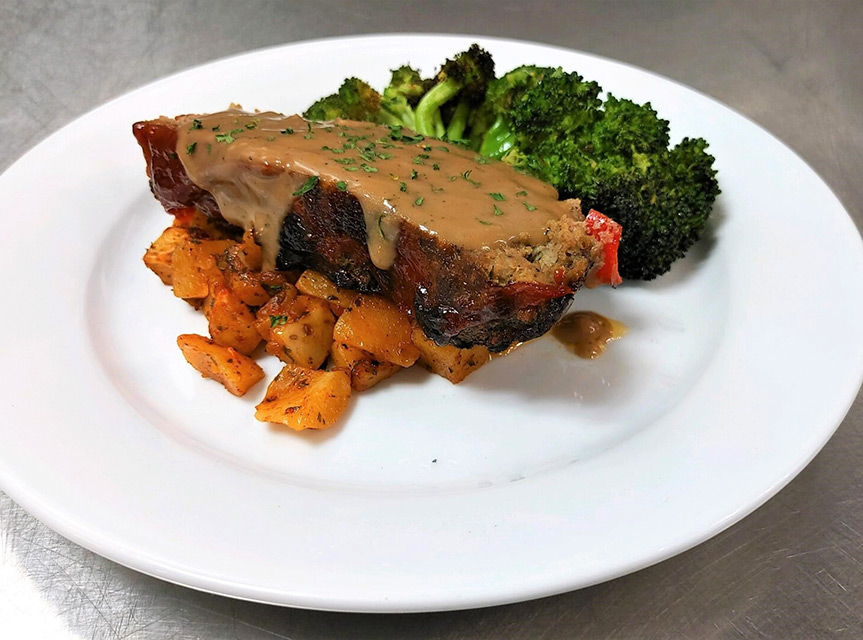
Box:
[413,44,494,138]
[303,77,386,123]
[379,65,426,129]
[471,68,719,280]
[580,137,720,280]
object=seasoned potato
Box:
[172,208,241,239]
[255,364,351,430]
[411,327,491,384]
[329,341,401,391]
[171,238,235,299]
[177,333,264,396]
[203,286,261,355]
[142,226,196,286]
[333,295,419,367]
[256,293,335,368]
[295,270,359,316]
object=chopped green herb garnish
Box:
[415,197,424,206]
[360,163,378,173]
[489,192,505,201]
[186,142,197,155]
[334,157,356,165]
[269,315,289,327]
[376,152,394,160]
[345,166,359,172]
[516,189,528,197]
[189,119,202,131]
[245,119,259,130]
[214,128,244,144]
[432,163,440,171]
[410,169,418,180]
[292,175,319,196]
[212,125,220,131]
[336,180,348,192]
[477,219,493,225]
[493,204,503,216]
[437,145,450,152]
[422,144,432,151]
[473,155,489,165]
[522,202,537,211]
[281,127,294,135]
[206,143,212,154]
[399,182,407,192]
[461,169,480,186]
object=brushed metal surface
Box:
[2,1,862,637]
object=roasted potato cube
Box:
[329,342,401,391]
[177,333,264,396]
[172,208,241,239]
[203,286,261,355]
[255,364,351,430]
[411,327,491,384]
[142,226,196,286]
[223,240,271,306]
[333,295,419,367]
[171,238,235,299]
[256,294,335,368]
[296,270,359,316]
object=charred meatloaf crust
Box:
[133,110,608,352]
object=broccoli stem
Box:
[478,117,517,158]
[445,99,471,141]
[377,109,408,128]
[414,79,462,136]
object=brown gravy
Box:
[176,110,575,269]
[552,311,627,359]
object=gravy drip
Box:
[552,311,627,359]
[176,110,572,270]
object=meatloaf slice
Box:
[133,111,609,352]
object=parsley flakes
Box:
[292,176,319,196]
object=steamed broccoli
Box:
[472,67,719,280]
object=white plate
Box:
[1,34,862,613]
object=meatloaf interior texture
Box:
[133,114,604,352]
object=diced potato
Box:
[172,208,241,239]
[295,270,359,316]
[255,364,351,430]
[411,327,491,384]
[177,333,264,396]
[171,238,235,299]
[143,226,194,285]
[223,240,272,306]
[203,286,261,355]
[256,293,335,368]
[333,295,419,367]
[329,342,401,391]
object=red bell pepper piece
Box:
[584,209,623,287]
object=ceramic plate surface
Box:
[1,35,862,612]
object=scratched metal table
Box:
[2,1,862,637]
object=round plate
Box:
[1,35,862,612]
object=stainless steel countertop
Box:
[2,1,862,637]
